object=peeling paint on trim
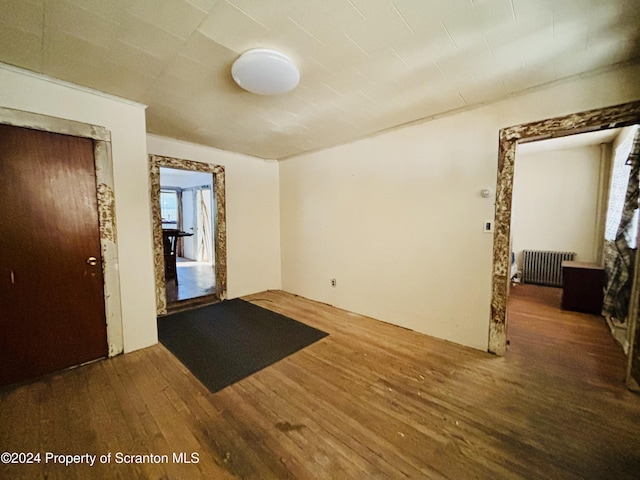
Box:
[0,106,124,357]
[148,155,227,315]
[490,100,640,357]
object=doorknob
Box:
[86,256,98,266]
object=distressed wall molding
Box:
[149,154,227,315]
[491,100,640,356]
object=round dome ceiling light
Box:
[231,48,300,96]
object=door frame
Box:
[490,100,640,360]
[149,155,227,315]
[0,106,124,357]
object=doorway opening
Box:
[489,100,640,388]
[507,129,632,381]
[149,155,227,315]
[160,167,216,305]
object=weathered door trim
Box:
[0,106,124,357]
[149,155,227,315]
[490,100,640,360]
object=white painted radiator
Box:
[522,250,575,287]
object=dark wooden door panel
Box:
[0,124,107,386]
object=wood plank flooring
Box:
[1,286,639,479]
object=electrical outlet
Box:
[331,278,336,287]
[483,220,494,233]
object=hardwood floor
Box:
[1,287,639,479]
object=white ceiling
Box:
[1,0,639,159]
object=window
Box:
[160,189,178,225]
[605,126,639,248]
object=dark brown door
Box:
[0,124,108,387]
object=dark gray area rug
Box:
[157,298,328,393]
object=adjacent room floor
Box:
[165,257,216,304]
[1,286,638,479]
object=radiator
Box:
[522,250,576,287]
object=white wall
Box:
[4,60,638,356]
[0,65,157,353]
[161,169,213,189]
[512,145,604,266]
[147,135,282,299]
[280,62,640,351]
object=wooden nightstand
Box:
[561,261,605,314]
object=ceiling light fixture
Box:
[231,48,300,96]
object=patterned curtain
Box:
[602,129,640,322]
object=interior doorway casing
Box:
[490,100,640,357]
[149,155,227,315]
[0,106,124,357]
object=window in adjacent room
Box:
[160,189,179,227]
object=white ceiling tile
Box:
[520,39,564,71]
[179,31,236,69]
[65,0,128,22]
[108,41,172,82]
[259,18,324,63]
[116,13,184,61]
[225,0,295,30]
[392,27,457,67]
[45,0,120,48]
[0,0,43,35]
[346,2,417,56]
[436,43,494,83]
[322,67,376,96]
[286,0,366,46]
[186,0,219,13]
[44,29,109,69]
[552,0,597,25]
[43,35,110,89]
[510,0,554,23]
[390,0,442,34]
[485,12,553,52]
[489,23,566,78]
[419,88,467,114]
[160,54,233,92]
[499,62,559,94]
[126,0,208,40]
[296,57,334,89]
[353,48,411,86]
[146,106,203,141]
[457,79,509,105]
[392,61,446,97]
[197,0,270,53]
[552,17,589,50]
[0,24,43,71]
[345,0,389,19]
[610,39,640,65]
[143,69,207,106]
[441,1,515,50]
[555,40,629,79]
[293,83,343,108]
[0,0,635,159]
[470,0,516,26]
[306,34,370,75]
[93,67,157,100]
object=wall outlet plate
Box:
[483,220,494,233]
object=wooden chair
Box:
[163,229,179,284]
